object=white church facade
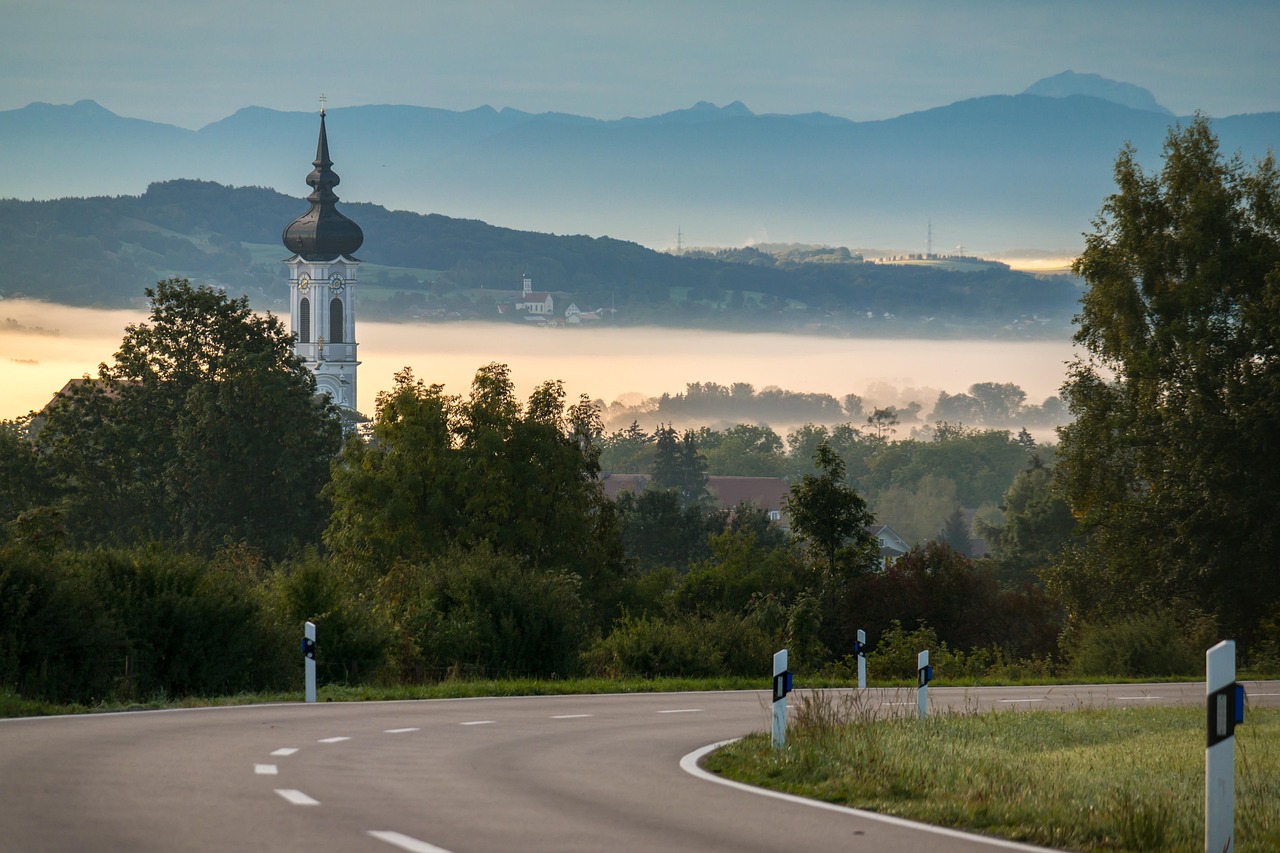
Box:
[281,109,363,412]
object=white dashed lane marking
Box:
[460,720,495,726]
[318,736,352,743]
[275,789,320,806]
[550,714,592,720]
[254,764,278,775]
[385,727,420,734]
[368,830,455,852]
[270,747,299,757]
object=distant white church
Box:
[281,108,363,412]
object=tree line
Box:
[599,379,1068,434]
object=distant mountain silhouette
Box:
[1022,71,1173,116]
[0,179,1082,337]
[1,78,1275,252]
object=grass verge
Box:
[4,673,1276,719]
[0,676,768,718]
[703,691,1280,852]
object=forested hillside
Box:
[0,180,1080,336]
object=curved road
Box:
[1,682,1276,852]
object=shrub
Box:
[866,619,993,682]
[70,547,280,698]
[1068,610,1203,678]
[392,545,589,679]
[262,550,394,685]
[582,613,721,678]
[582,611,774,678]
[0,546,117,703]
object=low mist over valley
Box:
[0,299,1074,438]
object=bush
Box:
[388,545,589,679]
[71,547,281,698]
[582,611,774,678]
[866,619,992,682]
[1068,610,1204,678]
[850,542,1061,661]
[0,546,117,703]
[262,550,394,685]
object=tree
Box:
[615,488,722,573]
[865,406,899,440]
[650,424,709,506]
[325,363,626,615]
[701,424,786,477]
[1051,118,1280,644]
[967,382,1027,423]
[785,440,877,579]
[977,459,1076,586]
[938,507,973,557]
[36,279,343,558]
[599,421,652,473]
[0,418,50,541]
[931,391,982,425]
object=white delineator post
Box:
[916,649,931,720]
[856,629,867,690]
[1206,640,1244,853]
[771,648,791,750]
[303,621,317,704]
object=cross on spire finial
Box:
[320,93,327,115]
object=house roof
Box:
[600,473,789,512]
[706,476,789,511]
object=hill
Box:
[1,80,1275,253]
[0,180,1080,337]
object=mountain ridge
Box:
[2,80,1275,253]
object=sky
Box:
[2,0,1277,129]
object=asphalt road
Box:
[1,682,1276,852]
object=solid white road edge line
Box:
[254,764,278,775]
[368,830,454,853]
[999,699,1044,704]
[275,789,320,806]
[680,740,1058,853]
[657,709,703,714]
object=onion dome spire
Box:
[282,109,364,261]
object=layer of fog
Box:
[1,299,1077,438]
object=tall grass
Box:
[705,691,1280,852]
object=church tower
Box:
[282,106,363,412]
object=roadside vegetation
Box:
[2,121,1278,753]
[705,692,1280,852]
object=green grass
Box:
[7,672,1275,719]
[704,691,1280,852]
[0,676,768,718]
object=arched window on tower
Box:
[330,298,344,343]
[299,297,311,343]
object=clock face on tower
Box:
[329,272,346,293]
[297,274,311,293]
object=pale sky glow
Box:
[2,1,1276,128]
